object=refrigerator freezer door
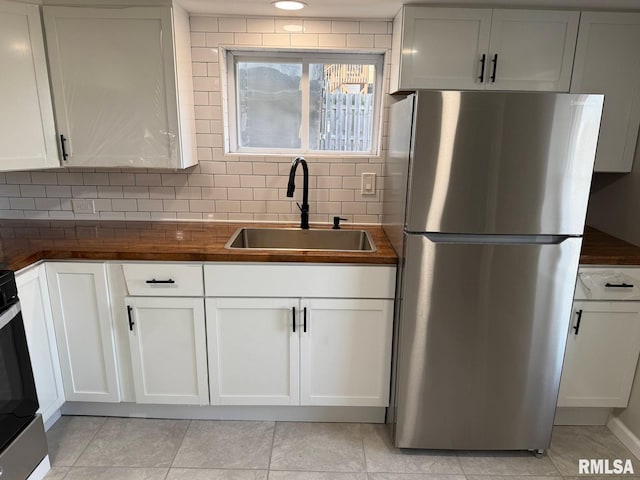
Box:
[394,233,582,450]
[406,91,603,235]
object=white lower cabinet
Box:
[300,299,393,407]
[46,262,120,402]
[205,296,393,407]
[126,297,208,405]
[16,265,64,425]
[558,300,640,408]
[206,298,299,406]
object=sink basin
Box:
[225,227,376,252]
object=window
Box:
[225,50,384,155]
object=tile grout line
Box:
[68,416,109,469]
[360,423,368,475]
[168,419,193,474]
[267,420,278,474]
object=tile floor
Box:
[43,417,640,480]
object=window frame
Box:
[223,48,385,157]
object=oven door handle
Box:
[0,302,21,330]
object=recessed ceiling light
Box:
[272,1,307,10]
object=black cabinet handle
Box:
[605,282,634,288]
[292,306,296,333]
[60,134,69,161]
[303,307,307,333]
[127,305,135,331]
[478,54,486,83]
[572,309,583,335]
[490,54,498,83]
[145,278,175,284]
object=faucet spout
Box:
[286,156,309,229]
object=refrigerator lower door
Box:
[394,233,582,450]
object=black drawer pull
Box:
[60,134,69,161]
[605,282,634,288]
[303,307,307,333]
[145,278,175,284]
[573,309,583,335]
[292,306,296,333]
[490,53,498,83]
[127,305,135,331]
[478,53,486,83]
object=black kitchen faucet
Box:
[286,156,309,230]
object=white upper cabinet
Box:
[391,6,579,92]
[486,10,578,91]
[0,1,60,171]
[42,4,196,169]
[392,7,492,91]
[571,12,640,173]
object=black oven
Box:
[0,270,47,480]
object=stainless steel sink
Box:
[225,227,376,252]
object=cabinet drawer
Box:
[575,267,640,301]
[122,263,203,297]
[204,264,396,299]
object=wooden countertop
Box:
[0,220,398,271]
[581,226,640,265]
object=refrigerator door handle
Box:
[418,233,577,245]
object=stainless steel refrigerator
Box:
[383,91,604,451]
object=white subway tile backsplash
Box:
[10,198,35,210]
[112,199,138,211]
[97,186,124,198]
[262,33,290,46]
[291,34,318,47]
[331,21,359,33]
[219,17,247,33]
[247,18,275,33]
[234,32,262,45]
[122,186,150,199]
[228,188,253,200]
[45,185,71,198]
[190,16,219,33]
[20,185,46,197]
[346,34,374,48]
[6,172,31,184]
[303,20,331,34]
[1,15,391,224]
[149,187,176,199]
[359,21,388,34]
[31,172,57,185]
[318,33,347,48]
[137,199,164,212]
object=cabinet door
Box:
[300,299,393,407]
[16,265,64,425]
[571,13,640,172]
[206,298,299,405]
[558,301,640,408]
[0,1,59,171]
[43,6,179,168]
[46,263,120,402]
[398,6,491,90]
[486,10,578,91]
[127,297,208,405]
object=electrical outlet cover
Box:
[361,173,376,195]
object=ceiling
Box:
[180,0,640,18]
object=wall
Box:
[587,144,640,246]
[0,15,393,224]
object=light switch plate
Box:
[72,199,95,214]
[361,173,376,195]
